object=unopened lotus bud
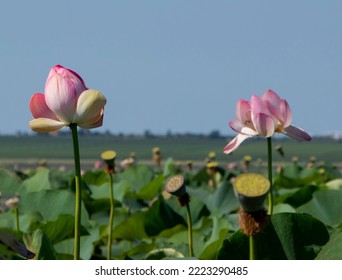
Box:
[101,150,117,173]
[164,175,190,206]
[234,173,270,213]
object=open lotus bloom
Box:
[29,65,106,132]
[224,90,311,154]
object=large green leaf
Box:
[274,166,321,189]
[54,225,101,260]
[0,212,17,229]
[163,158,175,176]
[165,189,209,224]
[111,240,155,260]
[113,211,148,241]
[166,229,203,257]
[282,163,302,178]
[22,167,51,192]
[49,169,73,190]
[23,229,57,260]
[84,176,130,215]
[191,181,239,217]
[316,229,342,259]
[191,167,211,186]
[113,180,131,202]
[217,226,286,260]
[217,213,329,260]
[297,189,342,227]
[117,164,154,194]
[137,174,164,201]
[40,214,88,244]
[84,198,110,216]
[157,224,188,238]
[0,168,23,195]
[198,216,230,260]
[283,185,319,208]
[144,195,186,236]
[19,189,90,227]
[86,179,129,202]
[273,203,296,214]
[271,213,329,259]
[82,169,109,186]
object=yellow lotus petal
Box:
[29,118,66,133]
[78,112,104,129]
[73,90,106,128]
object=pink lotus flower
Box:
[29,65,106,132]
[224,89,311,154]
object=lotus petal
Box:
[29,118,66,133]
[283,125,312,141]
[45,65,87,123]
[29,93,59,120]
[252,112,277,137]
[224,133,253,154]
[73,90,106,128]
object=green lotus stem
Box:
[70,124,81,260]
[185,203,194,257]
[249,235,255,260]
[267,137,273,215]
[15,208,20,234]
[107,172,114,260]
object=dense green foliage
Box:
[1,154,342,260]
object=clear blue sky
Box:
[1,0,341,136]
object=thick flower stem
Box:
[249,235,255,260]
[185,203,194,257]
[70,124,81,260]
[107,172,114,260]
[267,137,273,215]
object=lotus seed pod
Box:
[101,150,117,173]
[234,173,270,212]
[165,175,186,198]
